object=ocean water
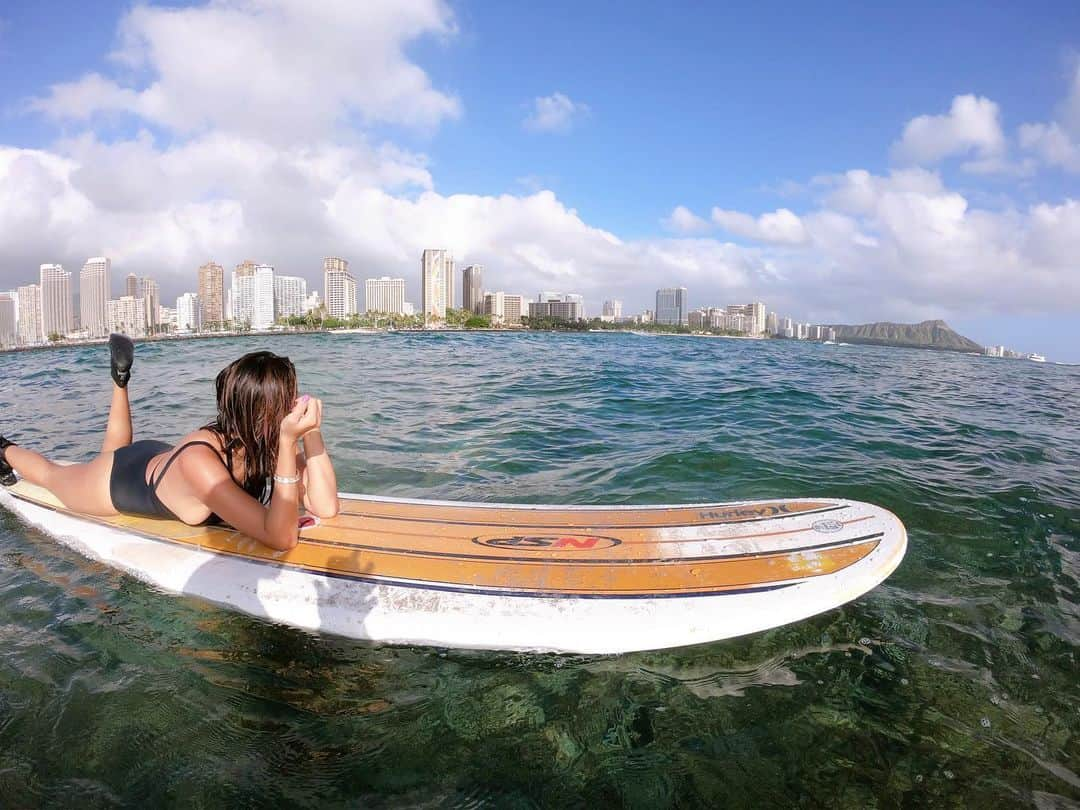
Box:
[0,331,1077,808]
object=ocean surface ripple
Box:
[1,332,1077,807]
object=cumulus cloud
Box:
[711,207,807,245]
[1018,63,1080,173]
[662,205,711,234]
[891,94,1006,167]
[523,92,589,134]
[674,168,1080,319]
[2,1,1079,330]
[30,0,461,142]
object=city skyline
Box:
[0,4,1076,359]
[0,248,1044,361]
[0,248,1043,360]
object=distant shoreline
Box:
[0,325,1011,359]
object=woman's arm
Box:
[182,397,319,551]
[297,399,339,519]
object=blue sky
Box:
[1,1,1078,359]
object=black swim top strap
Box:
[149,440,228,493]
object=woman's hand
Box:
[280,395,322,443]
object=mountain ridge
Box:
[824,319,983,353]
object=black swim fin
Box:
[0,435,16,487]
[109,333,135,388]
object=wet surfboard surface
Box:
[0,480,907,653]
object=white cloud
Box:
[662,205,711,234]
[2,1,1080,331]
[891,94,1006,166]
[1019,122,1080,172]
[523,92,589,134]
[30,0,461,143]
[711,207,807,245]
[1018,63,1080,173]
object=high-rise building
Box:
[365,277,406,314]
[766,311,779,336]
[79,257,110,338]
[302,290,322,314]
[40,264,72,338]
[176,293,201,332]
[483,292,524,325]
[249,265,276,330]
[655,287,688,326]
[324,257,357,318]
[142,278,160,331]
[230,261,259,326]
[601,300,623,322]
[421,249,454,321]
[125,273,140,298]
[463,265,484,313]
[527,299,582,321]
[724,302,766,336]
[234,260,258,278]
[16,285,42,345]
[197,262,225,328]
[107,296,147,338]
[274,275,307,319]
[563,294,586,319]
[0,292,15,349]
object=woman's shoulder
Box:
[169,429,229,470]
[174,428,224,452]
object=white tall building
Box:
[230,271,255,326]
[421,249,455,321]
[723,302,766,336]
[39,264,72,338]
[601,299,622,322]
[766,311,779,336]
[274,275,307,319]
[79,257,110,338]
[0,292,16,349]
[16,285,41,345]
[324,257,357,318]
[176,293,201,332]
[302,290,322,314]
[108,296,147,338]
[251,264,276,329]
[365,277,406,314]
[483,292,524,325]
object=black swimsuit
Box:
[109,439,227,524]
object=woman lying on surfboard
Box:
[0,335,339,550]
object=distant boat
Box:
[1029,353,1046,363]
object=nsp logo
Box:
[472,534,621,550]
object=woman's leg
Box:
[103,334,135,453]
[3,448,118,515]
[101,383,133,453]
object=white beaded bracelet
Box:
[273,474,301,485]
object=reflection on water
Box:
[0,332,1078,805]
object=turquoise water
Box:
[0,332,1077,807]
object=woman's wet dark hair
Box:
[204,351,297,500]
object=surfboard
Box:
[0,480,906,653]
